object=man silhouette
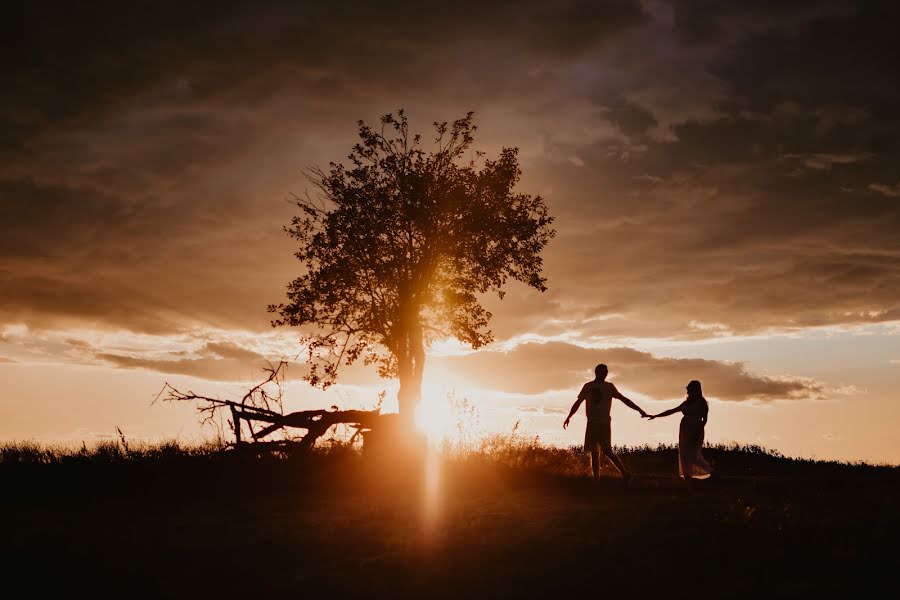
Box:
[563,363,648,483]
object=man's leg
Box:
[597,421,630,481]
[590,451,600,479]
[601,447,631,480]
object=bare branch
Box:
[157,362,381,448]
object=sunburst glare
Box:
[414,379,480,447]
[415,388,454,445]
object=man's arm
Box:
[612,385,648,418]
[563,388,587,429]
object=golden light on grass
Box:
[416,381,450,542]
[421,442,442,543]
[414,376,481,447]
[415,379,479,543]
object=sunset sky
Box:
[2,1,898,463]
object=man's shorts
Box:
[584,419,612,453]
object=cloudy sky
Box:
[2,0,898,462]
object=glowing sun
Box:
[415,382,456,444]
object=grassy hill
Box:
[1,438,896,597]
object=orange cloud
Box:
[436,342,825,401]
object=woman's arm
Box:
[650,400,687,419]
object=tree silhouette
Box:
[269,110,554,424]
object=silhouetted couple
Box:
[563,363,713,486]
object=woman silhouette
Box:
[650,380,714,485]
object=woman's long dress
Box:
[679,396,713,479]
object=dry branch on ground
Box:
[155,361,381,448]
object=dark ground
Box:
[1,443,897,598]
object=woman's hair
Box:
[686,380,703,396]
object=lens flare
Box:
[416,388,450,544]
[421,442,442,543]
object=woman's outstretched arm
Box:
[650,401,687,419]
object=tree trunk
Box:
[396,351,424,426]
[396,302,425,427]
[397,358,417,425]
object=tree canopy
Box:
[269,110,555,419]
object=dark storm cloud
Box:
[95,350,271,382]
[436,342,825,401]
[93,340,307,382]
[1,0,646,144]
[537,142,900,337]
[868,182,900,198]
[87,337,387,385]
[0,0,645,335]
[2,0,899,344]
[670,0,854,45]
[526,1,900,338]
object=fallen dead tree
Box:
[155,361,381,449]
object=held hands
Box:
[565,410,657,426]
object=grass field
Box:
[1,437,896,598]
